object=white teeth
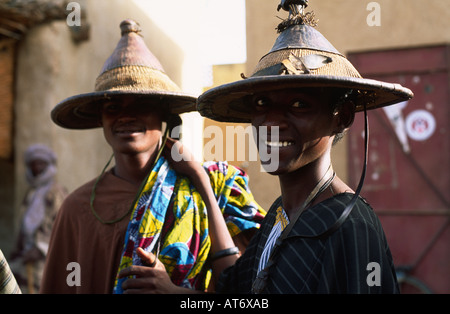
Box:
[265,141,293,147]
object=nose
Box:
[259,106,289,131]
[116,114,137,124]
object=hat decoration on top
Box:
[197,0,413,123]
[51,19,196,129]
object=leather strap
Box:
[252,103,370,294]
[252,164,335,294]
[277,164,335,243]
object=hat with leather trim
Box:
[197,1,413,123]
[51,19,196,129]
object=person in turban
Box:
[10,144,67,293]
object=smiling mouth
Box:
[265,140,294,147]
[114,126,145,135]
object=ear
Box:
[332,101,355,133]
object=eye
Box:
[256,98,267,106]
[254,97,270,110]
[291,100,307,109]
[103,103,121,114]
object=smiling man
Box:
[196,2,413,293]
[40,19,265,294]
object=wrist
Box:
[209,247,240,262]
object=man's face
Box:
[29,159,49,177]
[250,89,337,175]
[100,96,163,156]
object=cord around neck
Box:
[90,128,169,225]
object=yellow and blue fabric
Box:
[113,156,265,293]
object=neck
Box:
[278,154,332,219]
[112,148,160,186]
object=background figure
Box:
[10,144,67,293]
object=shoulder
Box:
[317,193,377,225]
[336,194,384,235]
[287,193,383,240]
[202,161,247,177]
[319,194,389,251]
[202,161,251,192]
[65,177,97,201]
[57,176,97,216]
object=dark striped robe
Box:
[217,193,399,294]
[0,250,21,294]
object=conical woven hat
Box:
[198,8,413,123]
[51,19,196,129]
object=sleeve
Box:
[216,231,261,294]
[320,216,399,294]
[39,195,79,294]
[216,197,280,293]
[0,250,21,294]
[202,161,266,237]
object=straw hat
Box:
[51,19,196,129]
[197,4,413,123]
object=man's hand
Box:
[118,248,189,294]
[162,137,203,178]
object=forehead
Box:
[254,88,318,99]
[102,95,155,106]
[29,158,48,164]
[101,96,165,113]
[251,87,339,105]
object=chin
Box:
[114,142,143,154]
[261,157,307,176]
[260,162,285,175]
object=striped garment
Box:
[113,156,265,293]
[258,206,289,273]
[218,193,400,294]
[0,250,21,294]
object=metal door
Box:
[348,45,449,293]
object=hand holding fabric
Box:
[118,248,190,294]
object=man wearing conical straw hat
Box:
[40,19,265,294]
[197,1,412,294]
[138,1,412,294]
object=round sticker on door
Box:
[405,109,436,141]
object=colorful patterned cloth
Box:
[113,156,265,293]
